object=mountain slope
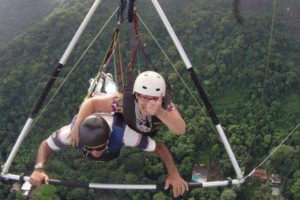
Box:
[0,0,64,48]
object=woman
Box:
[69,71,186,146]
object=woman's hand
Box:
[146,93,163,116]
[164,173,189,198]
[68,128,79,146]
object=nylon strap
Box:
[85,27,121,99]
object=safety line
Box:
[244,122,300,180]
[244,0,278,172]
[137,13,217,133]
[85,30,120,98]
[34,7,118,124]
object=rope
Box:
[131,13,155,70]
[137,37,156,70]
[137,43,141,73]
[136,4,299,184]
[233,0,243,24]
[85,27,120,99]
[113,47,118,87]
[137,13,217,133]
[117,0,127,23]
[34,7,118,124]
[130,33,138,68]
[244,122,300,180]
[244,0,277,172]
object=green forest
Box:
[0,0,64,48]
[0,0,299,199]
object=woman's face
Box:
[136,93,159,117]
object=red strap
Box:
[130,13,139,66]
[133,13,138,36]
[116,40,124,89]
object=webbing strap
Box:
[117,0,127,23]
[128,0,135,23]
[129,13,155,71]
[133,12,138,36]
[116,40,124,90]
[85,28,121,99]
[136,37,157,71]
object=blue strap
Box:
[105,115,125,152]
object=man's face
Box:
[136,93,159,116]
[84,142,107,151]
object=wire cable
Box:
[244,0,278,172]
[244,122,300,180]
[137,13,217,133]
[34,7,118,124]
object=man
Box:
[69,71,186,146]
[30,113,189,198]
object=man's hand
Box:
[29,170,49,187]
[146,93,163,116]
[67,128,79,146]
[164,174,189,198]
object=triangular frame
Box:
[1,0,245,192]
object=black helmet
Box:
[79,114,110,150]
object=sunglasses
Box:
[83,143,107,152]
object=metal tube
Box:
[150,0,192,69]
[202,179,244,187]
[89,183,157,190]
[1,173,244,189]
[1,118,34,175]
[1,173,24,181]
[216,124,243,179]
[188,69,243,179]
[1,0,102,175]
[151,0,244,180]
[59,0,103,64]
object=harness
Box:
[120,10,174,136]
[86,7,174,136]
[122,69,173,136]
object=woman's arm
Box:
[146,94,186,135]
[154,142,189,197]
[68,95,114,146]
[156,106,186,135]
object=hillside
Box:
[0,0,64,48]
[0,0,299,199]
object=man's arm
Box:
[122,125,188,197]
[30,124,73,187]
[154,142,189,198]
[29,140,53,187]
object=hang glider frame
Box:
[1,0,244,194]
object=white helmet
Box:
[133,71,166,97]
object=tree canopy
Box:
[0,0,299,199]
